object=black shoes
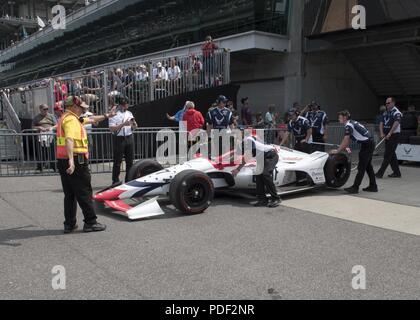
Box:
[64,224,78,234]
[83,223,107,233]
[344,187,359,194]
[253,198,282,208]
[268,199,282,208]
[363,185,379,193]
[254,199,269,207]
[375,173,383,179]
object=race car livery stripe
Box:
[104,200,132,213]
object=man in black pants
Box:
[109,96,138,185]
[376,97,403,179]
[232,132,281,208]
[57,96,116,234]
[333,111,378,194]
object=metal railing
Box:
[0,92,21,132]
[2,49,230,118]
[0,124,383,178]
[0,128,177,177]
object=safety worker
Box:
[109,96,138,185]
[332,110,378,194]
[376,97,403,179]
[304,102,329,152]
[232,130,281,208]
[57,96,116,234]
[207,95,234,160]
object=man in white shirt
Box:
[232,131,281,208]
[109,96,138,185]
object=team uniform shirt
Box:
[109,109,135,137]
[345,120,372,143]
[304,110,329,135]
[245,136,276,156]
[207,107,234,130]
[382,107,403,135]
[288,116,311,141]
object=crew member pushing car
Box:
[332,111,378,194]
[232,132,281,208]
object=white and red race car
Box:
[93,146,351,220]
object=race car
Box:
[93,145,351,220]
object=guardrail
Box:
[2,49,230,118]
[0,128,178,177]
[0,125,383,178]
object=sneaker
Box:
[64,224,78,234]
[83,223,107,233]
[388,173,402,178]
[267,199,282,208]
[344,187,359,194]
[253,199,269,207]
[363,186,378,193]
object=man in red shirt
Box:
[201,36,219,87]
[183,101,204,133]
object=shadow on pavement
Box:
[0,226,64,247]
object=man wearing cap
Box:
[280,108,312,153]
[304,102,329,152]
[57,96,116,234]
[109,96,138,185]
[280,108,312,185]
[207,95,234,159]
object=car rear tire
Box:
[324,153,351,188]
[169,170,215,214]
[126,160,164,182]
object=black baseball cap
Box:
[216,95,228,103]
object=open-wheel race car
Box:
[93,145,351,220]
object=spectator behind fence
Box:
[183,101,204,133]
[265,105,277,144]
[241,97,253,127]
[168,58,182,94]
[32,104,57,173]
[202,36,218,87]
[54,77,68,103]
[54,102,64,122]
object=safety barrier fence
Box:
[0,125,383,177]
[1,49,230,119]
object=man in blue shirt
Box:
[376,97,403,179]
[207,95,234,160]
[280,108,312,185]
[304,102,329,152]
[280,108,312,154]
[332,111,378,194]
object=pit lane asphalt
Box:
[0,164,419,300]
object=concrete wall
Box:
[231,51,287,116]
[302,51,379,121]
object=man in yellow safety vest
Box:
[57,96,116,234]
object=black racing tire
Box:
[169,170,215,215]
[324,153,351,189]
[126,160,164,182]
